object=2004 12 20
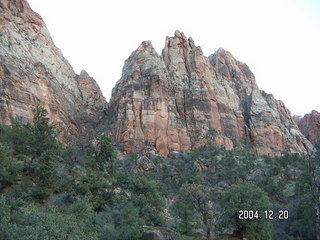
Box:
[238,210,289,220]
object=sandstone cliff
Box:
[0,0,107,144]
[0,1,314,156]
[108,30,314,156]
[295,110,320,145]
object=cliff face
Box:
[0,1,314,156]
[108,30,314,156]
[0,0,107,144]
[295,110,320,145]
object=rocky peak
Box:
[109,37,173,155]
[167,30,196,50]
[137,40,155,52]
[312,110,320,116]
[162,30,206,80]
[79,70,90,79]
[209,48,257,91]
[77,70,107,113]
[295,110,320,145]
[108,31,314,156]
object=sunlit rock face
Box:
[108,30,314,156]
[295,110,320,145]
[0,0,107,145]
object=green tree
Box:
[180,183,214,240]
[170,198,200,235]
[28,106,61,186]
[305,155,320,240]
[0,106,58,157]
[115,173,165,226]
[221,181,273,240]
[0,122,32,156]
[29,106,59,158]
[0,146,17,189]
[92,135,116,175]
[285,195,316,239]
[113,202,144,240]
[0,106,62,188]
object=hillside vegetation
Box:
[0,107,319,240]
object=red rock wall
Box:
[108,30,314,156]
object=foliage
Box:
[170,198,199,235]
[0,195,99,240]
[221,181,273,240]
[285,195,316,239]
[0,106,61,188]
[0,106,59,158]
[0,146,17,189]
[91,135,117,174]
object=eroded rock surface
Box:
[108,30,313,156]
[0,0,107,144]
[0,1,314,156]
[295,110,320,145]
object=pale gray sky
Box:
[27,0,320,116]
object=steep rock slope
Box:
[108,30,313,156]
[295,110,320,145]
[0,0,107,144]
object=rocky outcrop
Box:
[140,226,181,240]
[108,30,314,156]
[76,70,108,142]
[295,110,320,145]
[136,156,156,172]
[0,0,107,144]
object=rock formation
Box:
[0,1,314,156]
[108,30,314,156]
[0,0,107,145]
[295,110,320,145]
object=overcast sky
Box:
[27,0,320,116]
